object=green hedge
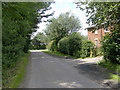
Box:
[68,32,82,57]
[48,40,58,52]
[58,32,82,57]
[102,31,120,64]
[58,37,69,54]
[2,2,51,70]
[81,40,94,58]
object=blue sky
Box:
[35,0,88,36]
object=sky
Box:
[35,0,89,36]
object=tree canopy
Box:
[2,2,53,69]
[44,12,82,42]
[34,32,48,43]
[75,2,120,26]
[30,32,47,49]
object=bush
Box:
[2,2,51,70]
[48,40,58,52]
[81,40,94,58]
[68,32,82,56]
[96,47,103,56]
[58,32,82,57]
[58,37,69,54]
[102,31,120,64]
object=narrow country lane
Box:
[20,50,103,88]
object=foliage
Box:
[3,52,30,88]
[2,2,53,87]
[75,2,120,26]
[44,12,82,42]
[98,59,120,82]
[110,74,120,82]
[81,40,94,58]
[58,32,82,57]
[75,2,120,63]
[2,2,52,69]
[102,31,120,64]
[48,40,58,52]
[30,32,47,49]
[34,32,48,43]
[30,39,46,50]
[96,47,103,56]
[68,32,82,57]
[44,12,82,58]
[98,59,120,75]
[58,37,69,54]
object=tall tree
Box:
[2,2,53,68]
[44,12,82,42]
[30,32,47,49]
[34,32,48,43]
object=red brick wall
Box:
[88,26,111,48]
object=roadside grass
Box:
[110,74,120,82]
[42,51,77,59]
[98,59,120,82]
[3,52,30,88]
[42,50,103,59]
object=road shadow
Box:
[75,63,110,81]
[74,62,120,88]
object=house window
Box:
[105,27,108,32]
[95,30,98,34]
[95,26,99,35]
[104,25,109,33]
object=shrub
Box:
[102,31,120,64]
[58,32,82,57]
[48,40,58,52]
[81,40,94,58]
[58,37,69,54]
[96,47,103,56]
[68,32,82,56]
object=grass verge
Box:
[98,60,120,82]
[110,74,120,82]
[3,52,30,88]
[42,51,77,59]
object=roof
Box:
[85,25,96,29]
[85,20,120,30]
[85,22,106,30]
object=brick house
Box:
[86,24,111,48]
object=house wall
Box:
[88,26,111,48]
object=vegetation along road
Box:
[20,50,103,88]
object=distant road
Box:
[20,50,103,88]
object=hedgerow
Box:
[48,40,58,52]
[81,40,94,58]
[102,29,120,64]
[58,32,82,57]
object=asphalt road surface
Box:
[20,50,103,88]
